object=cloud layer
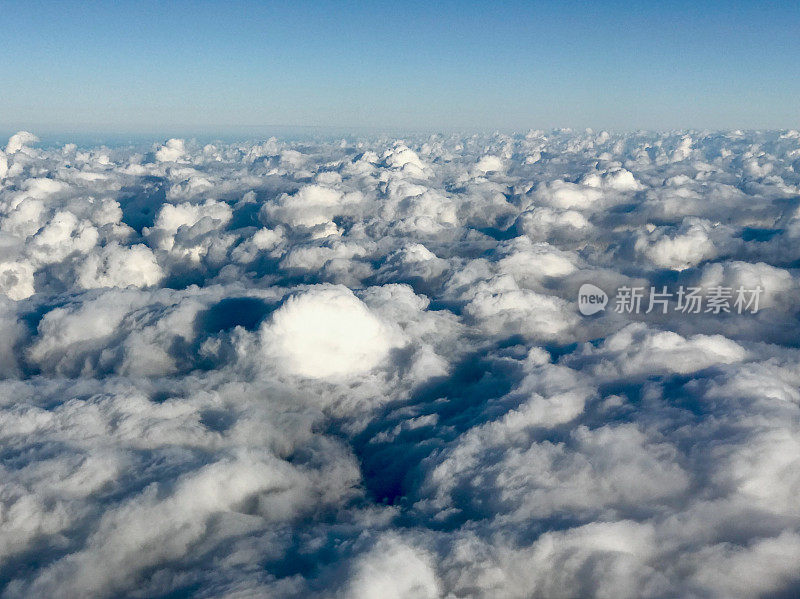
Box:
[0,129,799,597]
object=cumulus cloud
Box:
[76,242,163,289]
[0,260,35,300]
[0,129,798,598]
[634,217,738,271]
[516,206,592,246]
[154,138,186,162]
[260,285,404,379]
[343,534,441,599]
[567,322,747,378]
[5,131,38,154]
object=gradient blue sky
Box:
[1,0,799,135]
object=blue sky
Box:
[1,0,799,135]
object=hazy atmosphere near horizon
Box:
[3,0,800,134]
[1,2,800,598]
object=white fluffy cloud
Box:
[0,260,35,300]
[5,131,38,154]
[154,138,186,162]
[568,322,747,378]
[343,534,441,599]
[261,285,404,379]
[635,217,737,271]
[77,243,163,289]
